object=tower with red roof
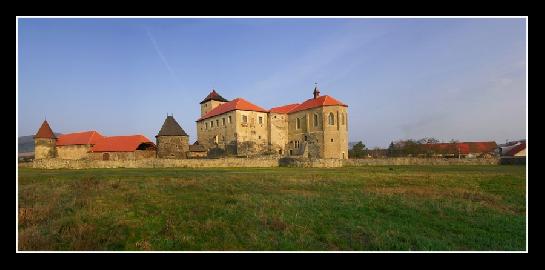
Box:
[34,120,57,159]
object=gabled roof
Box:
[200,89,228,104]
[269,103,300,114]
[504,142,526,156]
[198,98,268,121]
[288,95,347,113]
[57,131,104,146]
[90,135,155,152]
[34,120,56,139]
[157,116,188,137]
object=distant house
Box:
[499,141,526,157]
[421,141,498,158]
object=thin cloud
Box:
[144,27,181,86]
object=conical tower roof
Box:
[34,120,56,139]
[157,115,188,137]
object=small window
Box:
[216,119,219,127]
[296,118,301,129]
[102,153,109,161]
[259,116,263,124]
[341,113,345,125]
[222,118,226,126]
[258,136,261,139]
[304,135,308,141]
[274,116,277,119]
[242,115,248,123]
[328,113,335,125]
[205,122,208,129]
[331,138,334,142]
[314,114,318,127]
[211,121,214,127]
[228,116,232,123]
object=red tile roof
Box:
[198,98,268,121]
[288,95,347,113]
[34,121,56,139]
[200,89,228,104]
[422,142,497,155]
[504,142,526,156]
[269,103,300,114]
[57,131,104,146]
[90,135,155,152]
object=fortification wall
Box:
[343,157,500,166]
[30,157,501,169]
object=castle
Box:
[34,87,349,160]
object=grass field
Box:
[17,165,526,251]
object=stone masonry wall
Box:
[30,157,501,169]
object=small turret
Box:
[34,120,57,159]
[200,89,228,117]
[313,84,320,99]
[156,115,189,159]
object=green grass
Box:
[17,165,526,251]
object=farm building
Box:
[499,140,526,157]
[33,120,156,161]
[89,135,156,161]
[56,131,104,160]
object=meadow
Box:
[17,165,526,251]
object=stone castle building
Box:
[33,87,349,160]
[196,87,349,159]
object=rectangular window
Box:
[216,119,219,127]
[211,121,214,127]
[205,122,208,129]
[242,115,248,123]
[222,118,225,126]
[259,116,263,124]
[228,116,232,123]
[296,118,301,129]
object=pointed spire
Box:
[157,115,188,137]
[200,89,228,104]
[35,120,56,139]
[313,83,320,99]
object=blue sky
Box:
[17,18,526,148]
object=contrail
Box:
[145,27,180,85]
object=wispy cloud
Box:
[144,27,181,86]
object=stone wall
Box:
[343,157,500,166]
[88,150,156,161]
[30,157,502,170]
[56,145,91,160]
[156,135,189,159]
[32,157,280,169]
[34,138,56,159]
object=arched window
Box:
[328,113,335,125]
[313,114,318,127]
[296,118,301,129]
